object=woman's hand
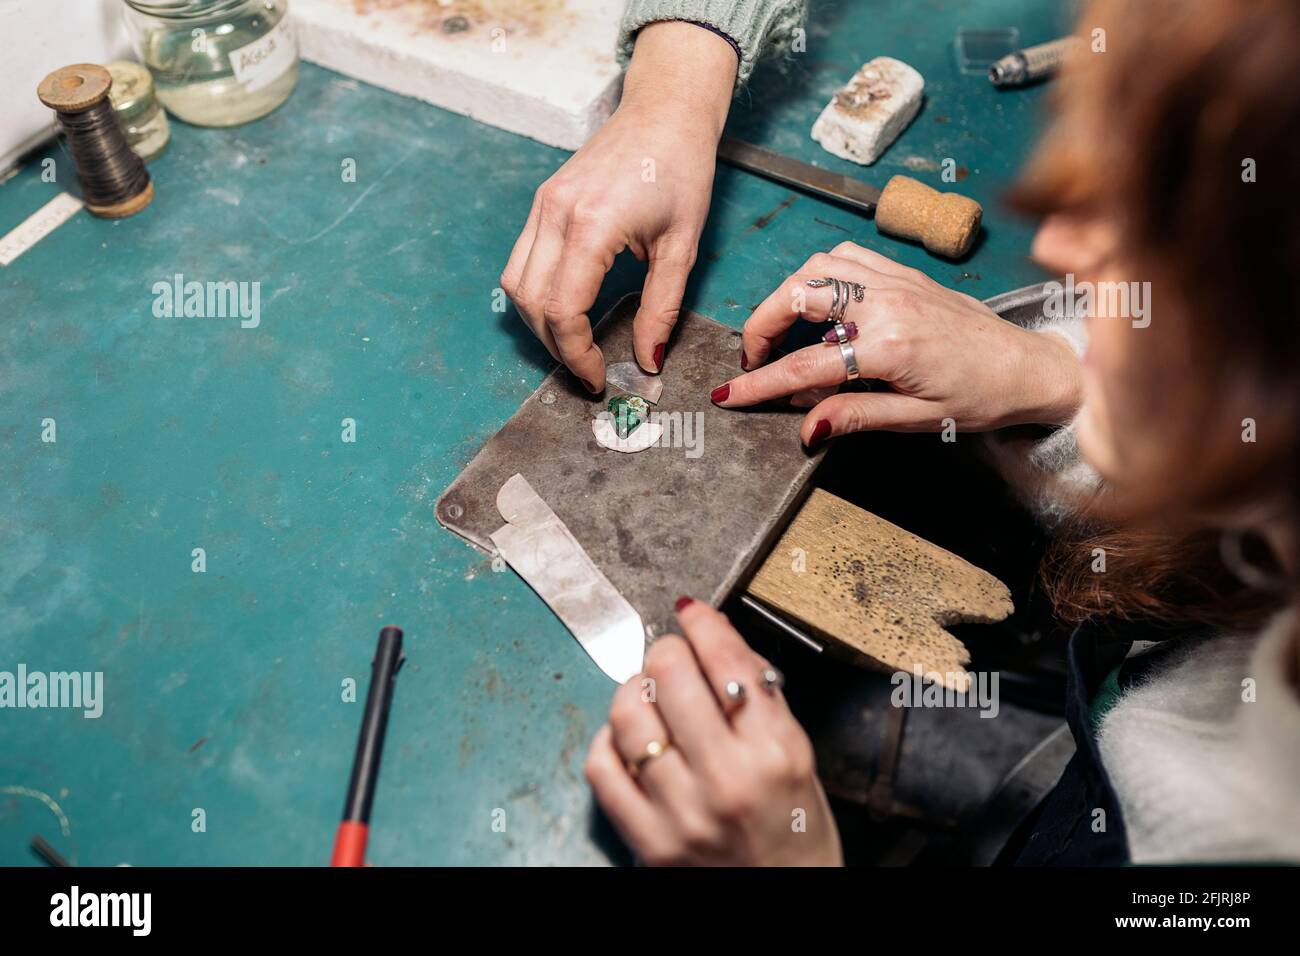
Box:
[499,22,737,392]
[584,599,842,866]
[713,242,1084,444]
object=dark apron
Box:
[997,620,1206,866]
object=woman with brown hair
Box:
[581,0,1300,865]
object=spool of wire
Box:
[37,63,154,219]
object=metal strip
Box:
[490,474,645,683]
[739,595,825,653]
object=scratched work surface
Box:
[0,0,1067,865]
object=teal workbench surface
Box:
[1,0,1066,865]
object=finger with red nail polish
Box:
[800,391,934,442]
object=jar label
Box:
[231,16,297,94]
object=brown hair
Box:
[1009,0,1300,629]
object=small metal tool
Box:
[989,37,1081,87]
[717,138,983,259]
[739,595,824,654]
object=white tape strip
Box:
[0,192,84,267]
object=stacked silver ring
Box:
[807,277,863,382]
[832,279,859,381]
[829,278,850,326]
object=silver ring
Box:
[839,339,859,381]
[807,276,863,325]
[721,679,748,716]
[823,319,859,347]
[834,279,850,325]
[759,667,785,694]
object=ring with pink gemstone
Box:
[823,320,858,345]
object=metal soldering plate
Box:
[436,293,827,641]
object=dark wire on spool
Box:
[60,100,152,208]
[37,63,154,219]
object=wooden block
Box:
[747,489,1013,691]
[293,0,625,150]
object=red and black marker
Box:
[331,625,404,867]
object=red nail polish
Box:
[675,596,694,612]
[581,378,599,394]
[653,342,665,373]
[710,383,731,403]
[740,350,749,371]
[810,419,832,444]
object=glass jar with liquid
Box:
[121,0,299,127]
[106,60,172,161]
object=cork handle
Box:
[874,175,983,259]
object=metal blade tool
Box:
[490,474,645,683]
[717,137,983,259]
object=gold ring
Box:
[627,739,672,778]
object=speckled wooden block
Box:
[747,489,1013,691]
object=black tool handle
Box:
[341,626,404,823]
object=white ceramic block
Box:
[293,0,626,150]
[1,0,133,173]
[810,56,924,165]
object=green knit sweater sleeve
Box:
[617,0,808,86]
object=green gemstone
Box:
[608,394,650,438]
